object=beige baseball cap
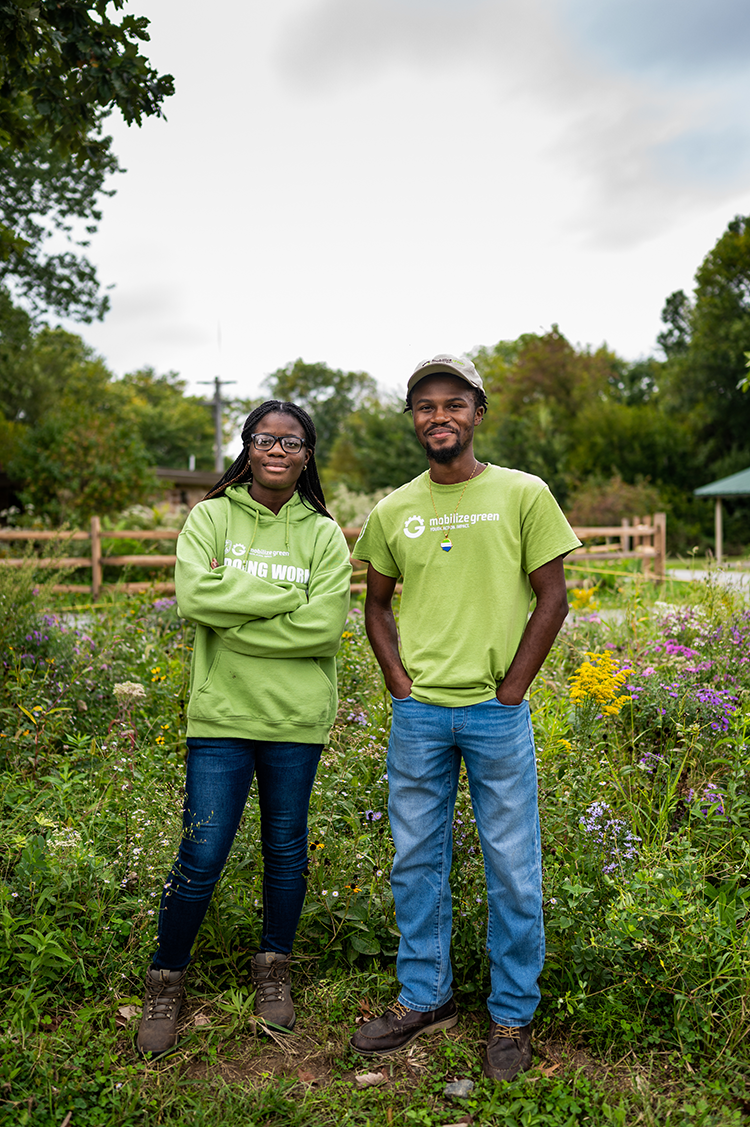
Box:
[407,353,484,395]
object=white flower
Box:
[113,681,146,704]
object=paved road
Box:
[668,568,750,589]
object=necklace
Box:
[427,461,481,552]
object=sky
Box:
[67,0,750,408]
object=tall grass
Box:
[1,565,748,1125]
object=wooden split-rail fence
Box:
[0,512,666,601]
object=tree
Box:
[1,327,223,522]
[117,368,217,470]
[1,1,173,319]
[472,328,620,505]
[10,405,155,523]
[326,401,426,493]
[657,290,692,359]
[567,399,697,492]
[0,284,36,419]
[0,138,119,320]
[0,1,173,161]
[5,322,114,420]
[661,215,750,458]
[263,360,377,466]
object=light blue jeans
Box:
[387,696,543,1027]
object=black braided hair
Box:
[203,400,333,519]
[404,380,488,415]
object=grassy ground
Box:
[1,561,749,1125]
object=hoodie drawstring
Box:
[245,507,260,558]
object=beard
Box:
[423,432,466,464]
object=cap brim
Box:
[407,363,481,393]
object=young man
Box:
[350,354,581,1081]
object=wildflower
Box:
[697,789,727,817]
[341,631,354,639]
[580,801,641,873]
[113,681,146,705]
[638,751,664,774]
[364,810,383,822]
[569,651,631,716]
[571,587,600,612]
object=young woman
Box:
[137,401,351,1058]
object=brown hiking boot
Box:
[136,967,186,1060]
[350,998,458,1056]
[251,951,295,1032]
[482,1021,532,1082]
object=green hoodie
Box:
[176,486,352,744]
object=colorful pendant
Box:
[440,536,452,552]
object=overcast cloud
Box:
[279,0,750,243]
[63,0,750,408]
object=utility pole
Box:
[198,376,236,472]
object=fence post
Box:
[90,516,102,600]
[620,517,630,555]
[653,512,667,582]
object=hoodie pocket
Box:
[189,647,335,726]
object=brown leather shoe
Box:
[136,967,186,1060]
[482,1021,532,1082]
[350,998,458,1056]
[251,951,295,1032]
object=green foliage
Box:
[1,321,112,426]
[662,216,750,458]
[0,1,174,159]
[116,368,216,471]
[264,359,378,466]
[0,1,173,321]
[658,289,692,359]
[326,400,427,493]
[1,324,225,522]
[0,570,749,1121]
[473,327,632,506]
[566,475,664,527]
[0,138,119,321]
[11,405,156,523]
[568,399,696,492]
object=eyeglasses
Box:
[250,433,307,454]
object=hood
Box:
[223,484,316,523]
[222,485,320,552]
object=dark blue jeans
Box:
[153,737,322,971]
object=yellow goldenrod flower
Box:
[569,651,631,716]
[571,587,599,612]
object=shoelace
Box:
[491,1024,521,1044]
[146,982,182,1021]
[388,1001,411,1020]
[256,962,289,1003]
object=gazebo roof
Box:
[694,466,750,497]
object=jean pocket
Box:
[390,694,412,702]
[493,697,526,708]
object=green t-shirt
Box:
[353,464,581,707]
